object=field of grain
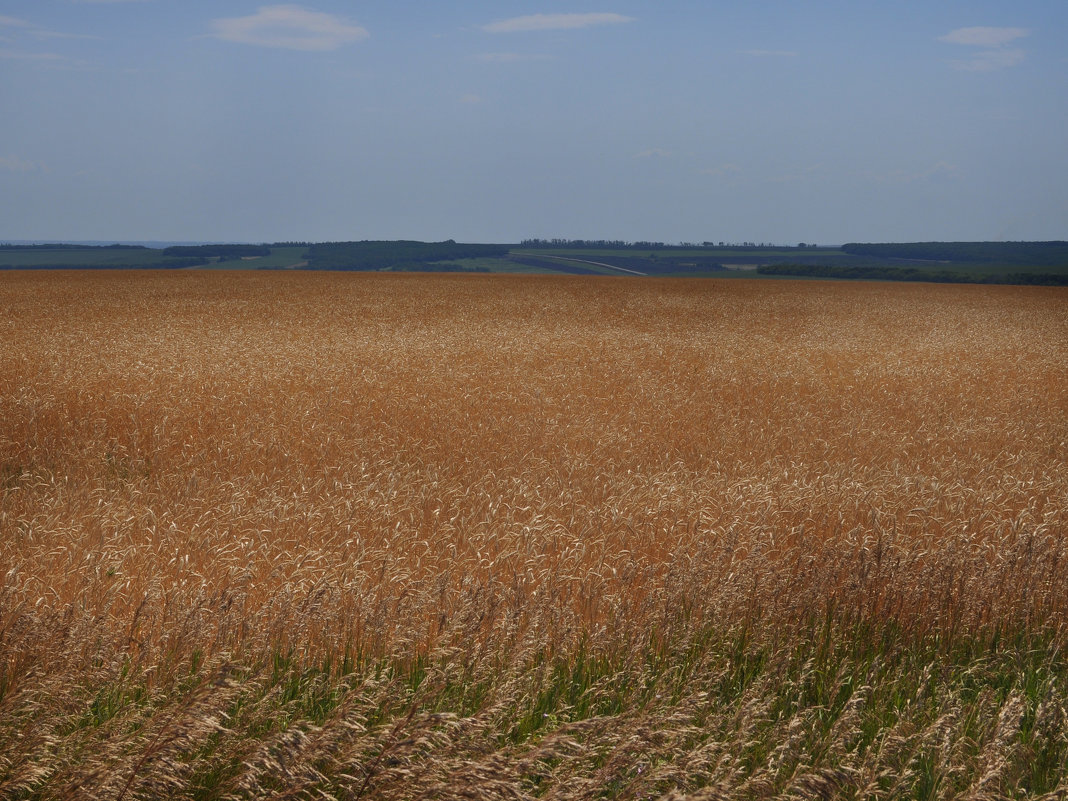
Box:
[1,271,1066,800]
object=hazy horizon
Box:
[3,1,1067,245]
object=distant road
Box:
[514,253,647,276]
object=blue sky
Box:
[2,1,1066,244]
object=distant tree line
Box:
[520,239,669,249]
[305,240,508,271]
[162,245,271,259]
[757,264,1068,285]
[521,238,662,247]
[519,239,812,250]
[0,258,206,270]
[841,241,1068,266]
[0,243,149,250]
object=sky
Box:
[2,1,1067,245]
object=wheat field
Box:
[1,271,1066,800]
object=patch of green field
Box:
[519,247,846,260]
[513,247,855,277]
[429,257,534,273]
[441,256,600,275]
[512,254,625,275]
[207,247,309,270]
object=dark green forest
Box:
[305,240,509,271]
[162,244,271,259]
[841,241,1068,266]
[0,243,148,251]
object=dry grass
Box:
[1,271,1066,800]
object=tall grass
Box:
[1,271,1066,799]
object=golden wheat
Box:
[1,271,1066,799]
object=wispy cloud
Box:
[0,14,99,43]
[474,52,550,63]
[0,49,72,63]
[211,5,369,51]
[940,27,1028,71]
[953,49,1026,71]
[33,29,102,40]
[700,163,742,178]
[633,149,672,159]
[868,161,960,185]
[767,164,824,184]
[939,27,1028,47]
[742,49,798,58]
[0,155,45,173]
[0,47,92,70]
[482,13,634,34]
[459,94,482,104]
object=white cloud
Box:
[482,13,634,34]
[211,5,369,51]
[633,149,672,159]
[0,15,32,27]
[939,27,1028,47]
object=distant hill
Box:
[305,240,509,271]
[0,240,233,249]
[841,241,1068,266]
[2,239,1066,283]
